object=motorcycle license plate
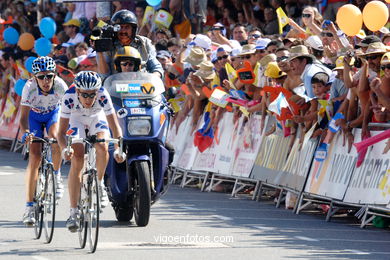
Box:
[130,108,146,114]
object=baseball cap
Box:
[305,36,323,51]
[193,34,212,50]
[157,50,172,59]
[357,35,381,48]
[63,19,80,27]
[255,38,271,50]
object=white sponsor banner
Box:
[304,131,357,200]
[214,112,240,176]
[343,130,390,205]
[167,115,192,167]
[232,115,266,178]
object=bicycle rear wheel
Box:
[34,173,44,239]
[78,176,87,249]
[43,165,56,243]
[86,171,100,253]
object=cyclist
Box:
[20,56,68,226]
[57,71,125,232]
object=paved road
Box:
[1,147,390,260]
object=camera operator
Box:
[95,9,163,78]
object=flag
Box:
[16,61,29,79]
[268,92,289,116]
[142,6,155,27]
[276,7,289,34]
[225,62,237,85]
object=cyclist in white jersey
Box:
[20,56,68,226]
[57,71,125,232]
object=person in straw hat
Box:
[288,45,331,103]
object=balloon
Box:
[18,33,35,51]
[386,0,390,3]
[336,4,363,36]
[31,0,38,2]
[146,0,161,7]
[39,17,56,39]
[3,27,19,45]
[24,57,36,74]
[14,79,27,96]
[34,37,52,56]
[363,1,389,32]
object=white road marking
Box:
[212,215,233,221]
[252,225,275,231]
[32,256,50,260]
[0,172,15,176]
[294,236,319,242]
[180,206,197,210]
[345,249,370,255]
[99,242,229,249]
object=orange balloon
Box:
[336,4,363,36]
[18,33,35,51]
[386,0,390,3]
[363,1,389,32]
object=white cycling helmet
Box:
[74,71,102,90]
[32,56,56,74]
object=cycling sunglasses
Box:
[79,92,97,99]
[217,55,229,60]
[381,64,390,70]
[277,56,289,62]
[120,61,135,67]
[366,54,382,60]
[36,74,55,80]
[321,32,333,37]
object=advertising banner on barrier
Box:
[343,130,390,205]
[214,112,240,176]
[250,126,291,184]
[273,134,318,191]
[167,115,192,168]
[232,115,266,178]
[175,114,200,170]
[304,131,357,200]
[0,93,20,140]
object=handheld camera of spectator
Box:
[91,24,120,52]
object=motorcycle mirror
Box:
[166,87,178,100]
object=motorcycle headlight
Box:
[127,116,151,136]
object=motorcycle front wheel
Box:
[132,161,151,227]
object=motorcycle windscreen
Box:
[104,72,165,100]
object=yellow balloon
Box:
[336,4,363,36]
[363,1,389,32]
[17,33,35,51]
[387,0,390,3]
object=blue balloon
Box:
[24,57,36,74]
[3,27,19,45]
[15,79,27,96]
[34,37,52,56]
[39,17,56,39]
[146,0,161,6]
[31,0,38,2]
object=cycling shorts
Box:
[29,107,60,137]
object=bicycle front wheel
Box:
[86,171,100,253]
[78,177,87,249]
[34,172,44,239]
[43,165,56,243]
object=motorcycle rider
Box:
[96,9,163,78]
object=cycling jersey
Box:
[60,87,115,138]
[60,87,115,118]
[21,77,68,114]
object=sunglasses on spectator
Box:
[276,56,289,62]
[217,55,229,60]
[36,74,55,80]
[302,13,311,18]
[381,64,390,70]
[249,34,261,39]
[240,55,252,60]
[120,61,134,67]
[321,32,333,37]
[79,92,97,99]
[256,49,266,54]
[366,54,381,60]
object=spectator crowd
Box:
[0,0,389,156]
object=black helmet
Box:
[111,9,138,30]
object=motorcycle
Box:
[104,72,173,226]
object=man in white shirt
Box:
[63,19,85,45]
